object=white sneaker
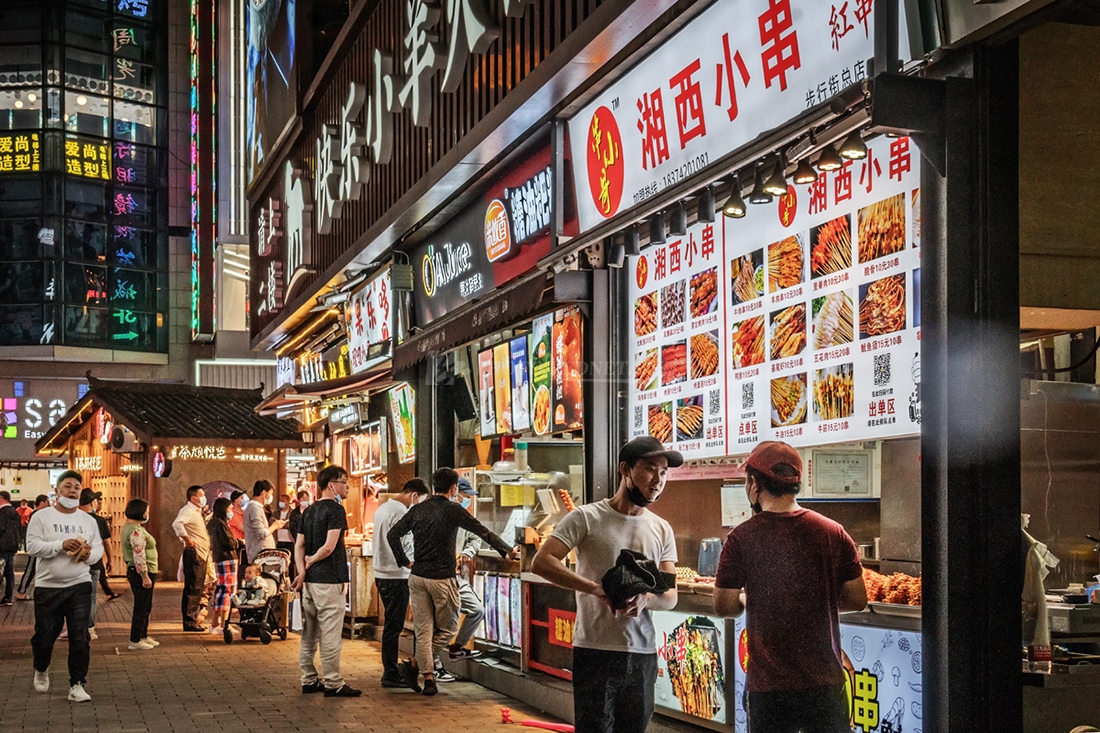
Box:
[88,628,98,640]
[68,683,91,702]
[142,637,160,647]
[208,626,222,635]
[33,669,49,693]
[128,639,155,650]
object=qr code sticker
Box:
[874,353,891,386]
[709,389,721,416]
[634,405,644,430]
[742,383,754,411]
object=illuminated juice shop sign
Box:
[254,0,544,323]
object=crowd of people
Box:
[1,436,868,733]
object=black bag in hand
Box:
[600,549,676,610]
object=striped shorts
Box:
[213,560,238,614]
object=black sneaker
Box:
[0,599,13,607]
[380,675,407,689]
[397,660,421,693]
[433,666,457,683]
[324,684,362,698]
[301,680,325,694]
[422,678,438,696]
[448,647,482,660]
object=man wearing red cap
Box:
[713,441,867,733]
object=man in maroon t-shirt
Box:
[713,441,867,733]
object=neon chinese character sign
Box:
[190,0,216,340]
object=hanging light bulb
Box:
[838,130,868,160]
[14,99,23,109]
[669,201,688,236]
[27,92,36,102]
[749,165,773,205]
[816,143,844,171]
[696,186,715,223]
[793,158,818,184]
[76,95,87,106]
[722,177,746,219]
[763,155,789,197]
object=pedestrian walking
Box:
[372,478,429,688]
[244,480,286,563]
[121,499,159,651]
[206,497,240,635]
[92,496,121,601]
[26,470,103,702]
[387,467,518,697]
[16,498,32,549]
[172,485,210,631]
[532,436,681,733]
[293,465,360,698]
[15,495,50,601]
[0,490,21,605]
[78,489,111,639]
[712,441,867,733]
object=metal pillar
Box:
[921,41,1022,732]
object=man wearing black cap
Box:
[532,436,680,733]
[713,441,867,733]
[78,489,113,640]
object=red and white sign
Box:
[569,0,874,232]
[344,268,391,374]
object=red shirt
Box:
[715,508,861,693]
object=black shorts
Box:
[748,682,850,733]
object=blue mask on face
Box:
[459,496,472,511]
[226,510,234,521]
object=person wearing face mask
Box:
[445,478,485,669]
[531,436,680,733]
[121,499,159,651]
[274,491,295,557]
[25,470,104,702]
[172,485,211,631]
[206,497,241,636]
[712,441,867,733]
[244,480,287,564]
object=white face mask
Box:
[299,500,310,509]
[226,510,233,521]
[264,493,273,506]
[198,495,207,508]
[278,501,286,509]
[57,495,81,510]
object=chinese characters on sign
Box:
[344,269,392,373]
[65,138,110,180]
[568,0,874,231]
[0,133,41,174]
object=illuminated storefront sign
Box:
[345,269,392,373]
[190,0,217,340]
[75,455,103,472]
[167,445,275,462]
[0,133,41,173]
[65,138,111,180]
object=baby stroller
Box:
[224,548,293,645]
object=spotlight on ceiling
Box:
[649,213,666,245]
[607,237,626,269]
[749,165,773,205]
[697,186,715,224]
[722,177,746,219]
[816,143,844,171]
[838,130,868,160]
[669,201,687,236]
[763,155,789,197]
[624,225,641,256]
[792,158,818,185]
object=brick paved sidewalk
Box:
[0,581,566,732]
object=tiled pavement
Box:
[0,579,566,732]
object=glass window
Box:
[0,89,44,130]
[64,91,109,137]
[108,267,152,310]
[0,45,44,86]
[111,99,153,144]
[0,217,45,259]
[0,175,44,216]
[64,178,108,221]
[112,140,155,186]
[107,307,155,350]
[0,261,43,304]
[65,9,110,54]
[0,8,43,45]
[109,185,152,227]
[110,58,154,102]
[0,305,43,345]
[63,133,110,180]
[114,1,153,22]
[64,49,110,93]
[110,223,153,268]
[110,23,154,64]
[63,304,107,347]
[65,262,107,305]
[64,219,107,263]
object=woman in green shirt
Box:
[121,499,159,651]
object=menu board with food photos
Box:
[510,337,531,432]
[627,220,728,460]
[478,348,497,437]
[493,343,513,434]
[529,313,554,436]
[628,136,921,457]
[552,306,584,432]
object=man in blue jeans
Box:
[0,490,21,605]
[25,470,104,702]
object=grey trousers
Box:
[298,582,347,690]
[453,577,485,648]
[408,575,459,675]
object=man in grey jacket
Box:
[244,480,286,563]
[448,478,485,661]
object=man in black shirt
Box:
[387,467,518,696]
[292,465,360,698]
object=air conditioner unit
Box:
[110,426,140,454]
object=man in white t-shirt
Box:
[532,436,680,733]
[372,477,429,688]
[25,470,104,703]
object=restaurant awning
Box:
[254,361,394,417]
[392,272,550,373]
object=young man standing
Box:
[387,467,518,697]
[712,441,867,733]
[25,470,103,702]
[532,436,680,733]
[372,477,429,688]
[245,479,286,563]
[0,490,22,606]
[78,489,111,639]
[172,486,210,631]
[293,464,360,698]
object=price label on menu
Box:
[627,136,921,457]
